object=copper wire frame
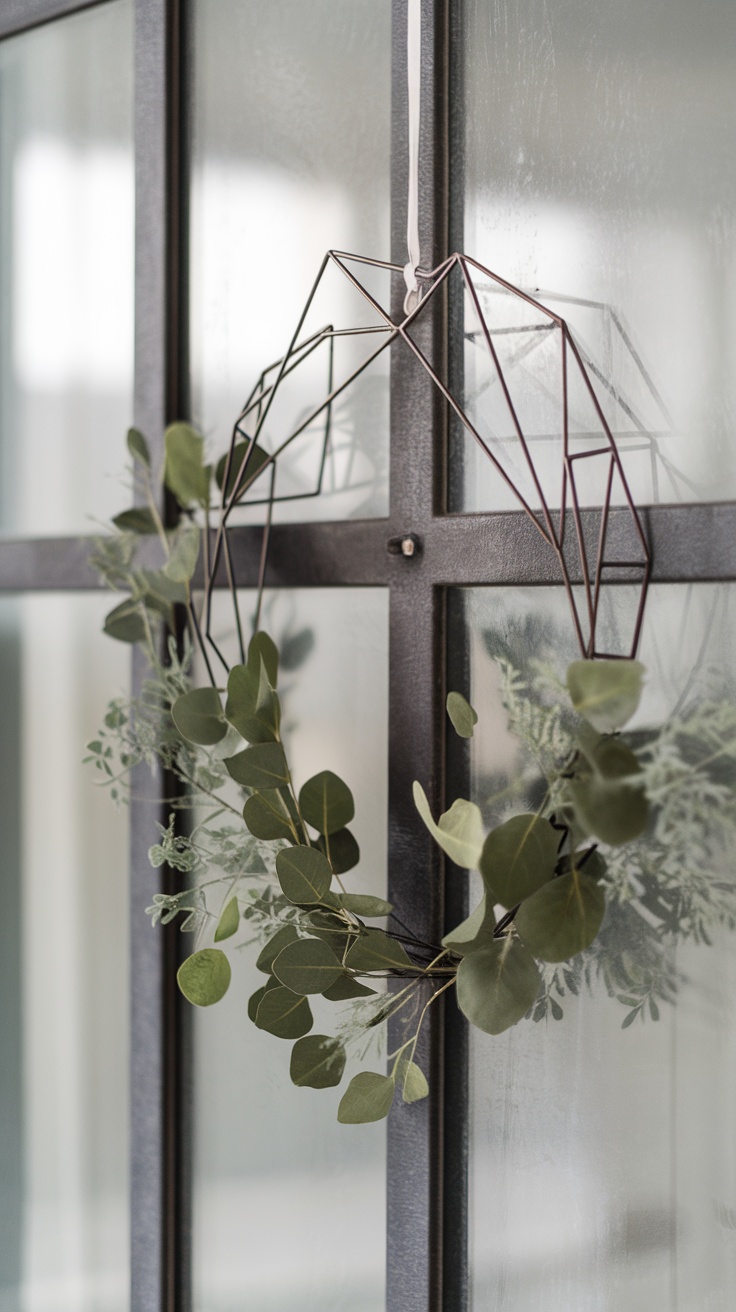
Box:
[189,250,651,676]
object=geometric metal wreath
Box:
[199,249,651,672]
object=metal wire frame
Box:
[191,248,651,674]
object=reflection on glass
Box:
[0,595,130,1311]
[0,1,134,537]
[458,0,736,511]
[190,0,391,522]
[463,584,736,1309]
[193,588,388,1312]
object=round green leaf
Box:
[275,845,332,905]
[456,940,540,1035]
[337,1072,395,1124]
[164,525,200,583]
[442,893,496,957]
[317,828,360,874]
[446,691,478,739]
[172,688,226,746]
[177,949,231,1007]
[272,937,343,995]
[225,659,280,743]
[225,742,289,789]
[127,426,151,468]
[337,894,393,917]
[515,871,606,962]
[322,974,377,1001]
[299,770,355,835]
[569,773,649,846]
[479,814,559,907]
[256,924,300,974]
[255,985,313,1039]
[247,631,279,686]
[413,783,484,870]
[247,976,278,1022]
[164,422,210,508]
[290,1035,346,1088]
[345,928,412,973]
[216,440,270,502]
[244,790,298,842]
[398,1059,429,1104]
[567,659,644,733]
[214,896,239,942]
[112,507,158,535]
[104,599,147,644]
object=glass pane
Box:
[0,1,134,537]
[0,594,130,1310]
[457,1,736,512]
[460,583,736,1309]
[190,0,391,523]
[193,588,388,1311]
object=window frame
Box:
[2,1,736,1309]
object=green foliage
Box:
[272,937,343,995]
[299,771,355,835]
[337,1072,396,1124]
[216,440,270,501]
[456,940,540,1035]
[337,894,393,917]
[441,894,496,956]
[177,949,232,1006]
[317,828,360,873]
[255,985,313,1040]
[256,924,300,974]
[479,814,559,907]
[225,742,289,788]
[412,784,484,869]
[515,872,606,962]
[127,426,151,468]
[172,688,227,746]
[164,422,210,508]
[276,846,332,905]
[345,928,412,973]
[446,691,478,738]
[566,659,644,733]
[290,1035,346,1088]
[112,508,158,535]
[214,897,240,942]
[244,790,298,842]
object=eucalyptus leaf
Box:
[243,790,298,842]
[255,985,313,1040]
[515,871,606,962]
[479,814,559,907]
[255,924,300,974]
[214,897,239,942]
[275,845,332,905]
[290,1035,346,1089]
[247,630,279,686]
[299,771,355,835]
[177,948,231,1007]
[225,659,280,743]
[216,441,270,502]
[164,526,200,583]
[172,688,226,746]
[247,984,268,1022]
[322,975,377,1001]
[441,893,496,956]
[137,567,187,607]
[127,426,151,468]
[398,1059,429,1104]
[346,928,412,973]
[307,910,355,957]
[412,782,484,870]
[337,894,393,917]
[317,828,360,874]
[569,772,649,846]
[446,691,478,739]
[456,939,540,1035]
[225,742,289,789]
[272,937,343,995]
[164,422,210,508]
[337,1072,395,1124]
[103,598,147,644]
[567,659,644,732]
[112,507,158,535]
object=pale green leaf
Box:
[164,422,210,508]
[456,939,540,1035]
[479,814,559,907]
[337,1072,395,1124]
[398,1059,429,1104]
[177,949,231,1007]
[127,426,151,468]
[412,782,484,870]
[567,659,645,733]
[172,688,226,746]
[446,691,478,738]
[165,525,200,582]
[214,897,239,942]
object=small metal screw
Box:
[401,536,416,557]
[387,532,421,558]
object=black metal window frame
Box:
[2,1,736,1309]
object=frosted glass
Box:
[192,588,388,1312]
[189,0,391,523]
[0,2,134,537]
[0,595,130,1311]
[457,0,736,512]
[462,584,736,1310]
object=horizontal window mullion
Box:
[0,0,106,41]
